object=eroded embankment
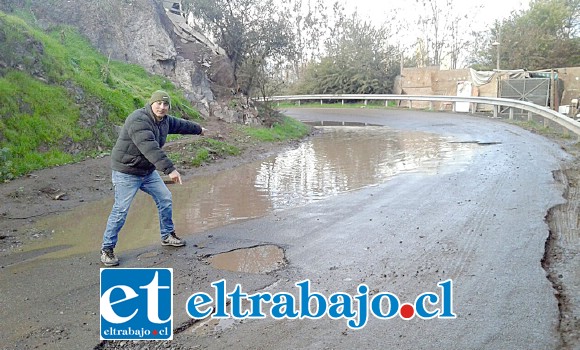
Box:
[543,168,580,350]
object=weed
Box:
[240,116,310,142]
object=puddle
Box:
[208,245,286,274]
[0,245,71,267]
[15,126,477,261]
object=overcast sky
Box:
[329,0,531,67]
[345,0,531,29]
[331,0,530,54]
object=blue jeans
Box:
[102,170,174,249]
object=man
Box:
[100,90,205,266]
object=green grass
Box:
[191,148,211,166]
[0,10,201,181]
[168,138,241,167]
[507,119,575,140]
[241,116,310,142]
[0,10,311,181]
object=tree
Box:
[284,0,330,81]
[292,10,399,95]
[413,0,480,68]
[472,0,580,70]
[185,0,295,97]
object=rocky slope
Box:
[0,0,256,123]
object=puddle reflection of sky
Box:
[23,126,476,258]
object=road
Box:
[0,108,570,349]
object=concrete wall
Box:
[399,66,580,111]
[400,67,476,109]
[558,67,580,106]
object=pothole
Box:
[449,140,502,145]
[207,245,286,274]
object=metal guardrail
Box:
[261,94,580,137]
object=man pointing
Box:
[100,90,205,266]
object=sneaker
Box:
[161,232,186,247]
[101,248,119,266]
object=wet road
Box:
[12,125,476,260]
[0,108,570,349]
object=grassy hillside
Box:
[0,11,201,181]
[0,11,310,182]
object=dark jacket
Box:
[111,104,202,176]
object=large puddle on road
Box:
[16,126,477,260]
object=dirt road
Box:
[0,109,578,349]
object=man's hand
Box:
[168,169,182,185]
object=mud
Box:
[0,109,579,349]
[207,245,286,274]
[0,126,476,265]
[544,168,580,348]
[0,119,287,256]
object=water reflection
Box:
[208,245,286,274]
[19,126,475,259]
[254,127,472,208]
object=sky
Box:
[330,0,531,66]
[344,0,531,30]
[331,0,531,49]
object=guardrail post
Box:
[509,108,514,120]
[342,100,345,105]
[364,100,368,106]
[493,105,498,118]
[562,127,570,138]
[409,101,413,109]
[528,111,533,121]
[470,103,476,114]
[320,99,323,105]
[429,101,433,110]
